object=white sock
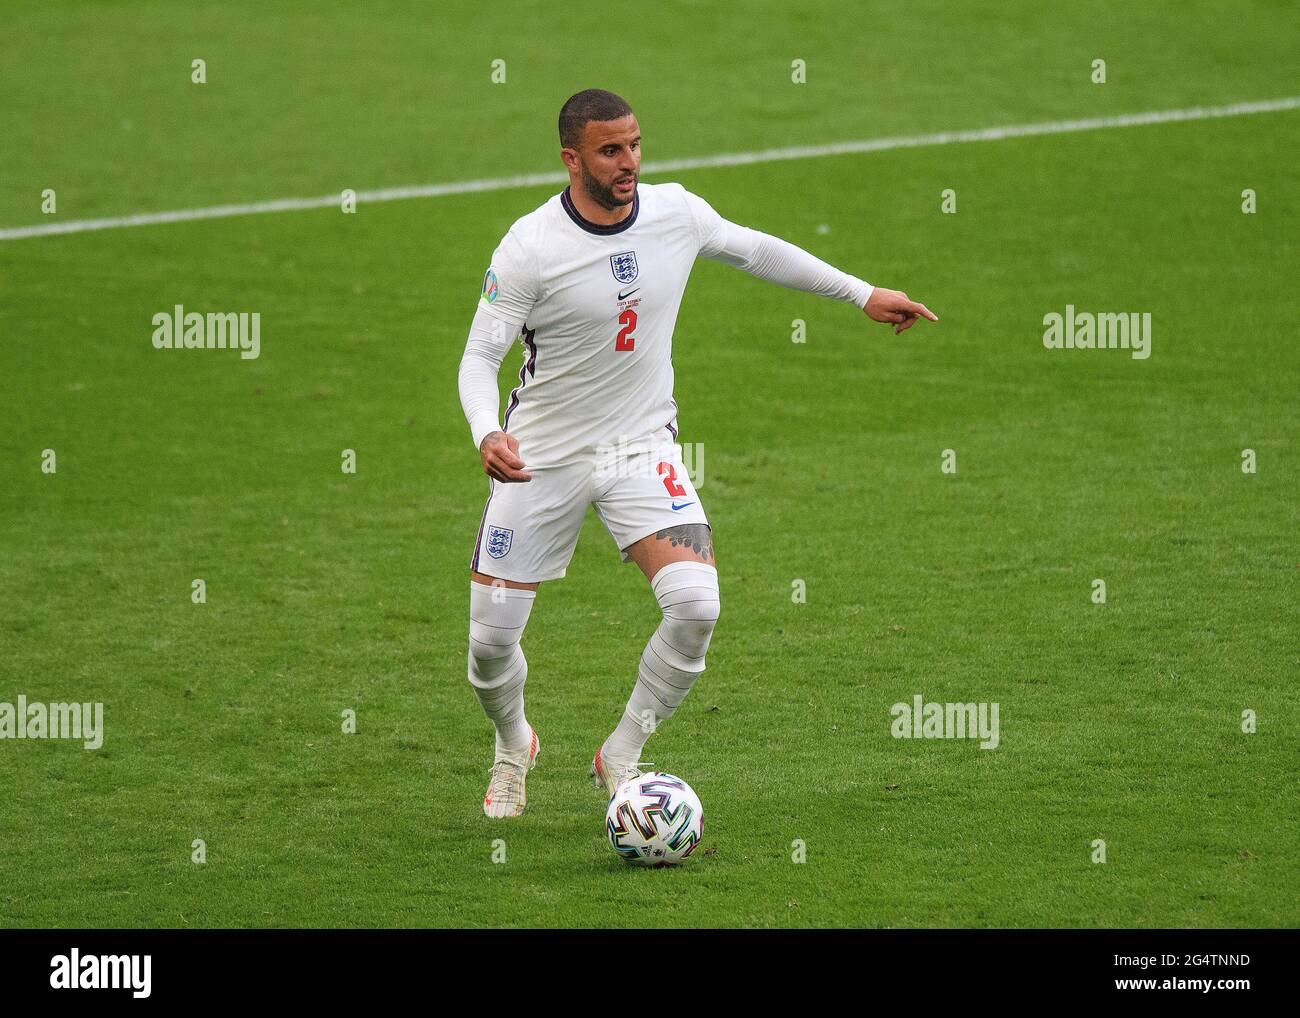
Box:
[467,581,536,761]
[604,561,720,764]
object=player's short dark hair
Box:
[558,89,634,148]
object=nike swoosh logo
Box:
[618,287,640,300]
[671,501,695,511]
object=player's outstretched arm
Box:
[864,287,938,335]
[683,187,937,335]
[710,223,939,335]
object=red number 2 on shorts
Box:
[657,461,687,497]
[615,309,637,351]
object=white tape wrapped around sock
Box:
[625,561,720,739]
[467,582,536,754]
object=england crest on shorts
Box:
[486,525,513,559]
[610,251,638,284]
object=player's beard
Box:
[580,162,637,210]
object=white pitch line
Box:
[2,96,1297,242]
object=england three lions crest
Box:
[610,251,638,284]
[486,525,513,559]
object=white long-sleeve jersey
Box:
[458,181,873,469]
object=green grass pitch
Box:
[1,0,1296,927]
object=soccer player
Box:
[459,88,937,817]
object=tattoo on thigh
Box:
[654,524,714,562]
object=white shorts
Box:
[469,428,709,583]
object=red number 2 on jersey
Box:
[657,461,687,497]
[615,309,637,351]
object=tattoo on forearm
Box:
[654,524,714,562]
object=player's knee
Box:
[666,587,720,634]
[653,562,720,654]
[467,622,520,683]
[467,582,535,687]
